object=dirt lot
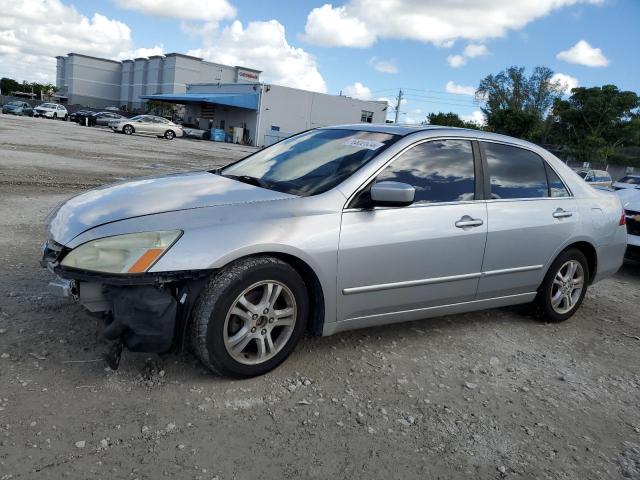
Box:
[1,114,639,479]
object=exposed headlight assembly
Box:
[61,230,182,274]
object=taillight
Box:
[620,209,626,226]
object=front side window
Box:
[222,129,399,196]
[482,142,549,199]
[375,139,476,204]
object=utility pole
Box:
[394,88,403,124]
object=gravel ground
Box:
[1,114,640,480]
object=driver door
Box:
[337,139,487,326]
[135,116,153,134]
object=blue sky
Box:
[3,0,638,123]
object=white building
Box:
[143,82,388,147]
[55,52,260,109]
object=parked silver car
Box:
[109,114,183,139]
[41,125,627,377]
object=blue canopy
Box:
[140,92,259,110]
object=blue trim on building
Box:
[140,92,259,110]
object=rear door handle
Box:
[553,209,573,219]
[455,216,484,228]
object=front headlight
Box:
[61,230,182,274]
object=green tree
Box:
[552,85,640,164]
[1,77,21,95]
[476,66,565,139]
[426,112,481,129]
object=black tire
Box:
[63,114,68,121]
[123,124,134,135]
[534,248,589,322]
[164,130,175,140]
[52,113,57,120]
[190,256,308,378]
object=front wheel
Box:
[123,124,134,135]
[164,130,175,140]
[52,113,57,120]
[190,256,308,378]
[534,248,589,322]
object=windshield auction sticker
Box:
[343,138,385,150]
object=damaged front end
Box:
[41,238,212,364]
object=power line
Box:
[402,96,478,109]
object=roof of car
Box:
[323,123,455,136]
[322,123,543,149]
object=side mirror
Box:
[370,181,415,207]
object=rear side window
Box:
[482,142,548,199]
[375,139,476,203]
[619,176,640,185]
[545,164,570,198]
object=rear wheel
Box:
[123,124,134,135]
[164,130,175,140]
[534,248,589,322]
[190,256,308,378]
[63,114,68,121]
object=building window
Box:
[361,110,374,123]
[271,125,280,131]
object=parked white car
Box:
[109,114,184,140]
[616,187,640,260]
[613,174,640,191]
[577,169,612,188]
[33,103,68,120]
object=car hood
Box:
[48,171,297,244]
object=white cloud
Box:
[556,40,609,67]
[463,44,489,58]
[461,110,485,125]
[0,0,134,82]
[342,82,372,100]
[445,81,476,96]
[447,43,490,68]
[447,54,467,68]
[303,3,375,47]
[369,57,398,74]
[116,0,236,22]
[118,45,165,60]
[303,0,603,47]
[551,73,579,94]
[188,20,327,93]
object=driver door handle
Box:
[455,216,484,228]
[552,208,573,219]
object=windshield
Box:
[221,129,399,196]
[40,103,56,108]
[8,101,23,106]
[130,115,145,121]
[619,176,640,185]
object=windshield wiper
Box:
[223,174,270,189]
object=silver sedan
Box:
[41,125,627,377]
[109,114,184,139]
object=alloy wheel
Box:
[223,280,296,365]
[550,260,584,314]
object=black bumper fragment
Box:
[104,286,177,353]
